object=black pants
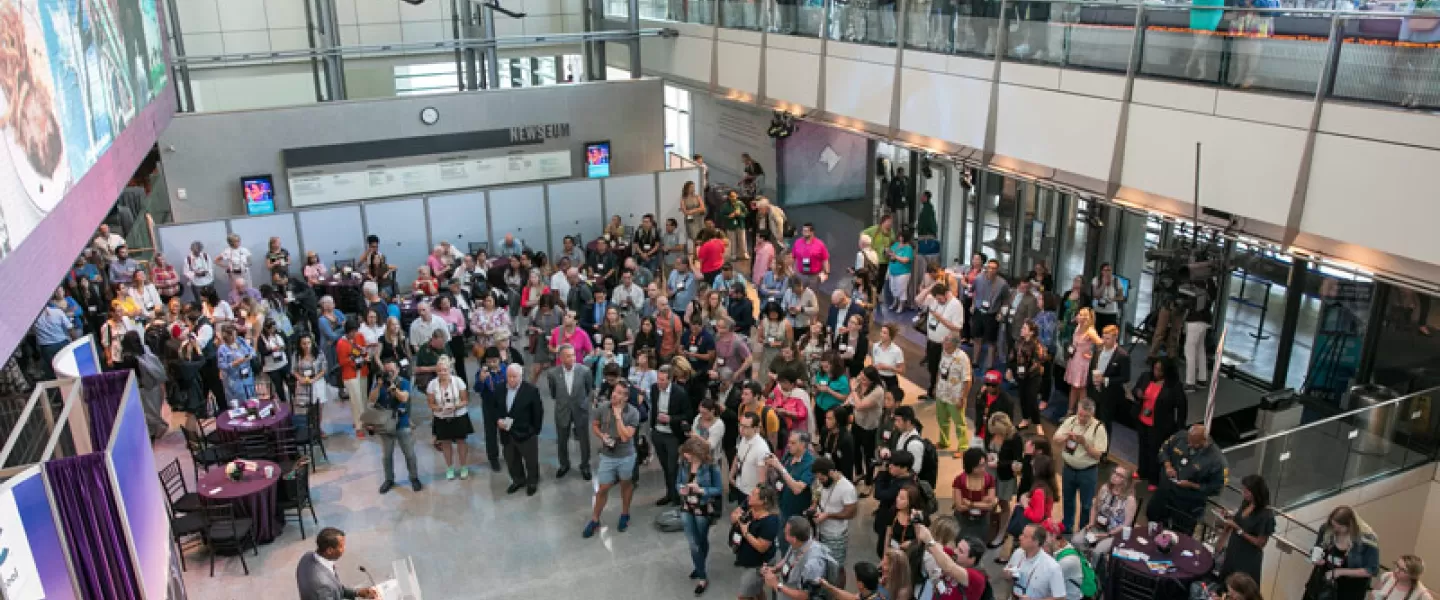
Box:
[199,360,225,417]
[852,425,877,484]
[481,395,502,464]
[1017,374,1042,425]
[1136,424,1163,484]
[653,432,681,500]
[504,436,540,487]
[266,366,293,404]
[1094,312,1119,334]
[924,341,944,397]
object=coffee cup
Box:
[264,465,274,479]
[1122,526,1132,540]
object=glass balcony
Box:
[1220,385,1440,509]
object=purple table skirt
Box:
[198,460,284,543]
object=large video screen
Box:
[776,121,867,207]
[0,0,168,258]
[107,382,170,600]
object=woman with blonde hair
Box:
[1375,555,1432,600]
[882,547,915,600]
[426,355,472,480]
[1306,505,1380,600]
[1063,307,1103,416]
[985,411,1024,547]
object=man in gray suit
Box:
[296,528,377,600]
[544,344,595,480]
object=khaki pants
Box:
[726,229,749,260]
[343,377,367,431]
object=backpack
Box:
[906,430,940,488]
[1055,546,1098,598]
[915,480,939,516]
[654,507,685,532]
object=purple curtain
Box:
[82,371,130,449]
[44,453,143,600]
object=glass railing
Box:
[1201,489,1324,600]
[720,0,766,30]
[1219,384,1440,510]
[834,3,902,46]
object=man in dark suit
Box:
[649,365,694,505]
[825,290,868,338]
[296,527,377,600]
[564,268,594,315]
[499,363,545,496]
[581,288,611,334]
[1088,324,1132,436]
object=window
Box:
[663,84,692,161]
[394,62,461,96]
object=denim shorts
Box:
[596,453,637,485]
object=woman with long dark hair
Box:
[1218,474,1275,586]
[847,367,885,487]
[257,318,292,404]
[1006,318,1047,431]
[1130,356,1188,489]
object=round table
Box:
[1107,528,1214,599]
[214,402,292,442]
[197,459,284,543]
[320,273,366,315]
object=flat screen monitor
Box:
[1114,274,1132,303]
[585,141,611,178]
[242,175,276,215]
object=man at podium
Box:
[297,528,379,599]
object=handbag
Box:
[360,390,398,435]
[1302,567,1337,600]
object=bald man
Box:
[499,364,545,496]
[1145,424,1227,533]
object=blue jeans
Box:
[1061,465,1099,532]
[681,512,713,579]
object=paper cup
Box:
[1122,526,1132,540]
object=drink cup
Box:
[264,466,274,479]
[1122,526,1132,540]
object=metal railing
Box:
[607,0,1440,110]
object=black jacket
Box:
[975,389,1017,439]
[873,472,916,533]
[500,382,545,443]
[819,426,856,480]
[649,383,694,439]
[1131,373,1188,438]
[1088,345,1132,416]
[825,303,869,334]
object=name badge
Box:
[732,532,742,545]
[716,358,725,366]
[838,344,848,352]
[643,244,653,251]
[689,345,698,353]
[969,508,982,516]
[775,481,785,492]
[272,351,284,359]
[1065,439,1078,452]
[399,359,409,368]
[1017,366,1026,376]
[801,257,812,267]
[940,369,950,379]
[1181,458,1189,466]
[285,292,295,302]
[676,283,687,291]
[781,562,793,579]
[981,301,991,310]
[303,369,314,378]
[1068,345,1075,355]
[1097,515,1109,526]
[239,365,251,377]
[882,431,891,441]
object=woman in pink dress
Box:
[1064,307,1103,416]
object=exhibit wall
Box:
[106,383,170,600]
[160,78,667,221]
[0,469,78,600]
[0,0,175,374]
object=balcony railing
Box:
[606,0,1440,110]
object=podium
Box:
[377,556,423,600]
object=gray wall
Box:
[161,78,666,222]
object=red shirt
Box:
[951,471,996,507]
[698,239,726,273]
[336,334,369,380]
[1139,381,1162,426]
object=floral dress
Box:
[217,340,257,404]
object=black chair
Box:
[200,499,258,576]
[468,242,489,255]
[233,431,275,462]
[165,498,205,572]
[334,259,357,272]
[158,457,203,514]
[1108,556,1161,600]
[292,401,329,466]
[272,428,304,475]
[277,458,318,539]
[182,428,234,479]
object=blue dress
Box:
[217,340,257,403]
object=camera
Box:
[802,507,819,520]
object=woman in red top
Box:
[1131,356,1187,490]
[952,448,999,542]
[413,266,440,297]
[696,228,728,283]
[996,454,1057,563]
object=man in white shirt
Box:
[93,224,126,262]
[921,282,965,401]
[731,411,772,506]
[549,259,573,300]
[1002,520,1071,598]
[216,233,252,284]
[810,456,858,588]
[438,240,465,264]
[934,334,973,455]
[185,241,215,294]
[884,406,926,476]
[612,271,645,331]
[1005,524,1067,600]
[407,301,451,351]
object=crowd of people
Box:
[37,174,1425,600]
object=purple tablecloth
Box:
[198,460,283,543]
[1107,528,1214,598]
[214,402,292,441]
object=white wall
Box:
[689,92,777,196]
[621,27,1440,279]
[175,0,582,58]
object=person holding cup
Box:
[1062,308,1102,417]
[1071,464,1136,570]
[952,448,999,542]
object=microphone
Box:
[358,565,378,588]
